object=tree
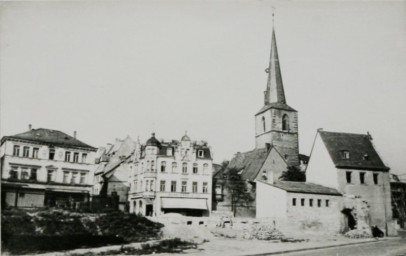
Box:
[280,166,306,182]
[225,167,254,217]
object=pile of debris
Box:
[344,228,372,239]
[242,224,285,240]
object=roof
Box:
[256,102,297,115]
[228,148,270,181]
[146,133,161,147]
[1,128,96,150]
[260,180,342,196]
[181,133,191,141]
[319,131,389,171]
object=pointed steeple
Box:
[264,27,286,105]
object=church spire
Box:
[264,26,286,105]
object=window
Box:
[134,180,138,192]
[203,163,209,174]
[140,180,143,191]
[262,116,266,132]
[192,182,198,193]
[146,161,150,171]
[160,180,166,192]
[23,147,30,157]
[161,161,166,172]
[282,114,289,131]
[71,172,78,184]
[65,152,71,162]
[292,198,296,206]
[13,145,20,156]
[198,150,204,158]
[193,164,198,174]
[373,173,379,185]
[146,180,150,191]
[203,182,208,193]
[301,198,305,206]
[167,148,173,156]
[341,150,350,159]
[360,172,366,184]
[182,181,187,192]
[82,153,87,163]
[32,148,39,158]
[151,161,155,172]
[47,170,54,182]
[30,169,37,181]
[182,163,187,173]
[326,200,330,207]
[150,180,154,191]
[21,168,29,180]
[80,173,86,184]
[346,171,352,183]
[309,199,313,207]
[9,168,18,179]
[171,181,177,192]
[172,162,177,173]
[73,152,79,163]
[317,199,321,207]
[63,171,69,183]
[49,148,55,160]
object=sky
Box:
[1,0,406,176]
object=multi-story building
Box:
[129,133,212,217]
[1,126,96,208]
[93,136,139,211]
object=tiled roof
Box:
[2,128,96,150]
[260,180,342,196]
[228,148,270,181]
[256,103,297,115]
[319,131,389,171]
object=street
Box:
[281,239,406,256]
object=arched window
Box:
[282,114,289,131]
[161,161,166,172]
[182,162,188,173]
[262,116,266,132]
[193,163,198,174]
[172,162,177,173]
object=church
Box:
[213,26,306,217]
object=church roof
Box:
[259,180,342,196]
[318,131,389,171]
[1,128,96,150]
[256,102,297,115]
[228,148,270,181]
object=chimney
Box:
[73,131,77,139]
[28,124,32,130]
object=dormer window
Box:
[198,150,204,158]
[340,150,350,159]
[363,153,369,160]
[167,148,173,156]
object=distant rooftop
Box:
[1,128,96,150]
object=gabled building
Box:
[93,136,139,211]
[129,133,212,217]
[1,126,96,208]
[306,129,394,235]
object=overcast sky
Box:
[1,0,405,176]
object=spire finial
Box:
[272,6,276,26]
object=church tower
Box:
[255,27,299,167]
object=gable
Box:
[319,131,389,171]
[228,148,269,181]
[256,148,288,182]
